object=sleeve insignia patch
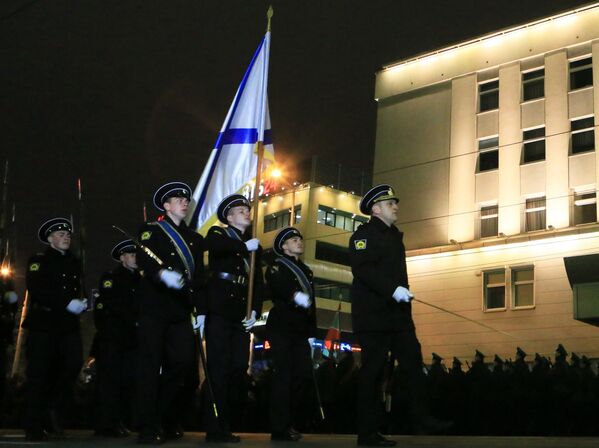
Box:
[354,239,367,250]
[102,280,113,288]
[96,303,104,310]
[29,263,40,272]
[141,231,152,241]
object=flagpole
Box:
[246,5,273,320]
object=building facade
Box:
[374,4,599,362]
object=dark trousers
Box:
[356,330,426,437]
[24,330,83,433]
[95,340,137,430]
[136,314,195,434]
[268,332,313,433]
[204,313,249,434]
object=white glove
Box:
[293,291,312,309]
[160,269,184,289]
[242,310,257,331]
[244,238,260,252]
[3,291,17,304]
[392,286,414,303]
[192,314,206,338]
[66,299,87,315]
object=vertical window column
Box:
[525,197,546,231]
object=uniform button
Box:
[230,294,234,297]
[190,242,193,246]
[63,286,66,289]
[171,252,175,256]
[62,274,66,277]
[189,288,194,293]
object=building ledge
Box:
[406,222,599,257]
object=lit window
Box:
[484,270,505,310]
[480,205,498,238]
[522,68,544,101]
[525,197,546,232]
[512,267,534,308]
[317,205,367,231]
[263,205,301,232]
[522,127,545,164]
[478,137,499,172]
[573,191,596,225]
[571,117,595,155]
[569,57,593,90]
[479,80,499,112]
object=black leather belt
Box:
[215,272,247,286]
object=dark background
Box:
[0,0,592,290]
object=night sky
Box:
[1,0,592,289]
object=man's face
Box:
[372,199,398,225]
[227,205,251,229]
[120,252,137,270]
[47,230,71,251]
[164,197,189,220]
[282,236,304,257]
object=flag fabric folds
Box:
[188,31,274,234]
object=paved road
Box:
[0,431,598,448]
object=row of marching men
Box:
[22,181,317,444]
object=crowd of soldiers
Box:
[19,181,320,444]
[9,181,599,446]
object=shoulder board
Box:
[209,226,225,236]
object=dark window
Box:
[484,270,505,310]
[478,137,499,172]
[480,205,498,238]
[571,117,595,154]
[263,205,301,233]
[317,204,367,231]
[525,197,546,231]
[479,80,499,112]
[313,277,351,302]
[573,192,596,225]
[570,57,593,90]
[522,68,544,101]
[522,127,546,163]
[315,241,350,266]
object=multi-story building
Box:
[374,4,599,362]
[253,182,364,346]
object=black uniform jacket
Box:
[23,246,82,333]
[94,264,140,349]
[0,277,17,342]
[265,255,316,338]
[136,216,205,322]
[202,225,263,322]
[349,216,414,333]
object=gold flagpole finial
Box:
[266,5,274,32]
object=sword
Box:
[412,297,517,339]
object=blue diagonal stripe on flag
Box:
[187,31,274,234]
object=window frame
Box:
[570,116,595,155]
[569,56,593,91]
[572,190,597,226]
[477,136,499,172]
[511,265,535,309]
[478,79,499,113]
[522,67,545,102]
[483,269,506,312]
[263,205,302,233]
[525,196,546,232]
[480,204,499,238]
[522,126,546,164]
